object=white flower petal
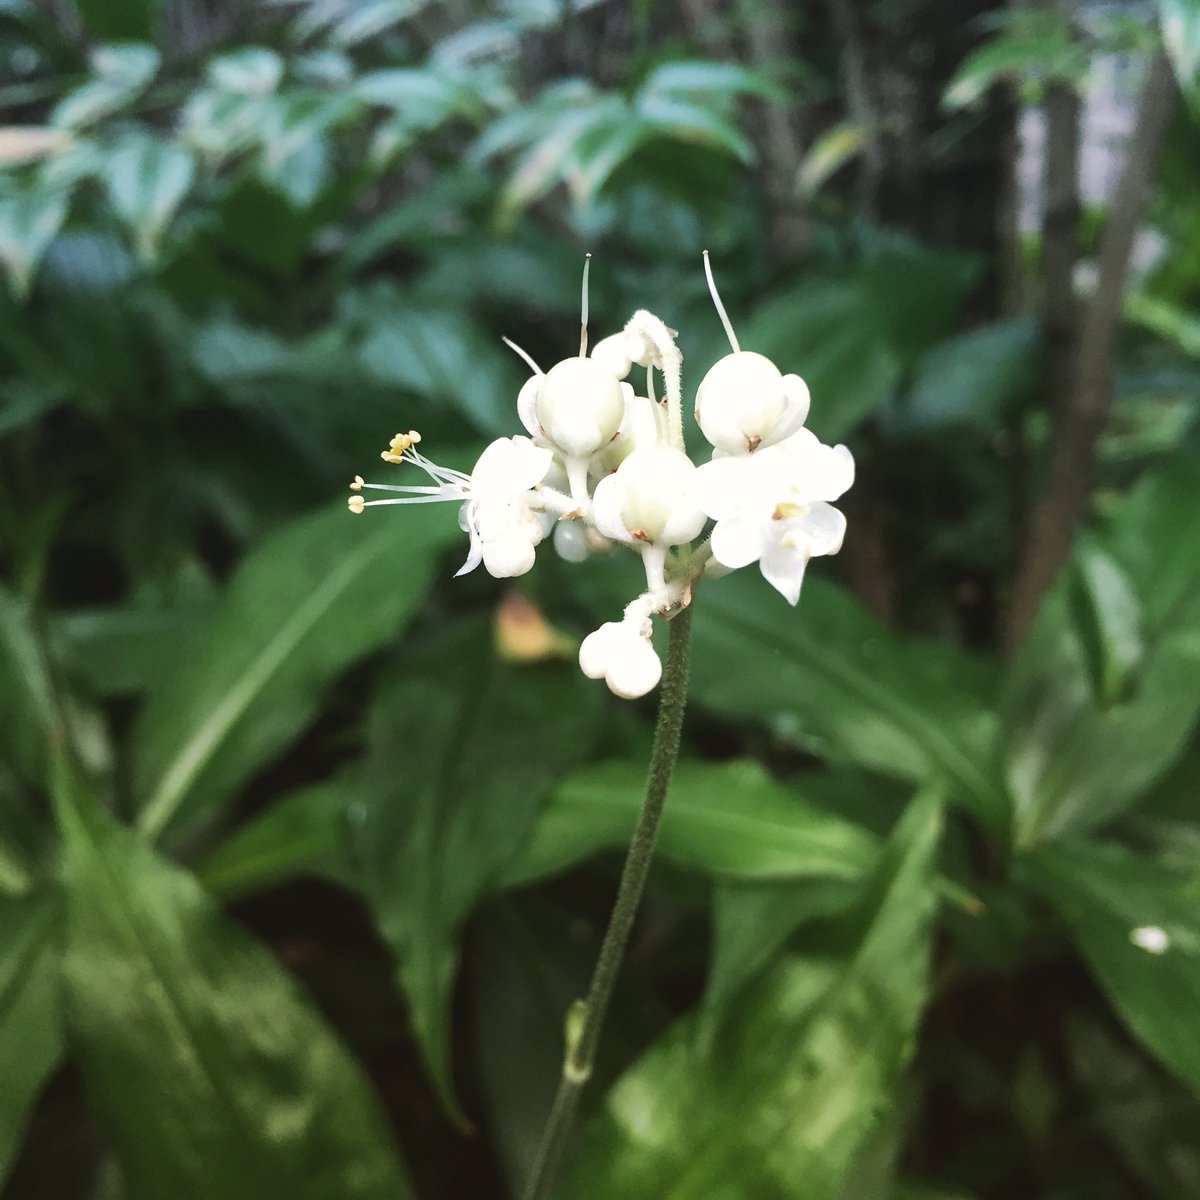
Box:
[693,456,757,520]
[471,435,552,495]
[710,514,769,569]
[789,501,847,557]
[578,624,615,679]
[517,376,542,438]
[759,542,809,605]
[590,474,630,541]
[481,529,536,578]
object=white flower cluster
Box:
[349,254,854,699]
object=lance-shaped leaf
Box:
[690,573,1005,829]
[501,759,878,889]
[0,892,63,1186]
[1026,839,1200,1095]
[53,755,414,1200]
[133,502,458,841]
[1002,464,1200,846]
[355,620,599,1118]
[558,788,942,1200]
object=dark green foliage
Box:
[1,1,1199,1198]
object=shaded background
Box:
[2,1,1199,1198]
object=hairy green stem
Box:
[521,602,694,1200]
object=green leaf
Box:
[698,877,861,1050]
[355,621,599,1117]
[200,777,353,900]
[51,43,160,128]
[634,94,755,163]
[639,60,788,105]
[1002,464,1200,845]
[53,756,414,1200]
[133,502,459,842]
[559,789,942,1200]
[690,573,1006,829]
[0,587,56,785]
[103,136,195,261]
[0,892,63,1186]
[797,122,869,197]
[1027,839,1200,1094]
[942,21,1084,110]
[208,47,284,96]
[1157,0,1200,112]
[902,318,1040,431]
[501,759,878,889]
[0,184,69,298]
[357,305,520,435]
[1126,291,1200,358]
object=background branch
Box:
[1006,50,1176,648]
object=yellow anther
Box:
[388,429,422,453]
[381,451,404,463]
[347,495,365,514]
[349,475,364,491]
[772,501,808,521]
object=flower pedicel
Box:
[349,254,855,698]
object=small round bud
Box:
[481,528,536,578]
[536,357,628,457]
[553,520,590,563]
[577,620,662,699]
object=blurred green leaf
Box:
[560,789,942,1199]
[357,303,521,435]
[690,574,1006,829]
[103,136,195,262]
[901,318,1040,431]
[0,588,55,786]
[797,122,869,197]
[132,503,458,842]
[1126,291,1200,358]
[53,755,415,1200]
[501,759,878,889]
[0,184,69,298]
[698,877,861,1050]
[1027,839,1200,1094]
[0,891,63,1187]
[200,777,353,900]
[639,60,788,104]
[356,621,600,1118]
[1157,0,1200,112]
[942,16,1085,110]
[208,47,284,96]
[51,43,159,128]
[1002,464,1200,845]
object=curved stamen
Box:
[703,250,740,354]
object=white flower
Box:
[532,356,631,458]
[694,350,811,456]
[694,251,810,456]
[578,619,662,699]
[348,432,553,579]
[695,428,854,604]
[591,444,706,550]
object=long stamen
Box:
[502,336,544,376]
[703,250,740,354]
[579,252,592,357]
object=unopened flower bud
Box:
[578,620,662,699]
